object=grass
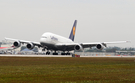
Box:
[0,57,135,83]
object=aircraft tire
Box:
[53,53,58,55]
[46,52,50,55]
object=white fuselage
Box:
[40,32,74,51]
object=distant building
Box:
[0,42,2,47]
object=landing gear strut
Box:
[53,51,58,55]
[42,49,45,51]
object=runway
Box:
[0,55,72,57]
[0,54,135,58]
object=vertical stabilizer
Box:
[69,20,77,41]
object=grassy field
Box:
[0,57,135,83]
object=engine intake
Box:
[96,44,105,50]
[26,43,35,50]
[13,41,21,47]
[74,44,83,51]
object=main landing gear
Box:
[53,52,58,55]
[42,48,70,55]
[53,51,58,55]
[61,52,70,55]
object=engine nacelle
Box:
[26,43,35,50]
[96,44,105,50]
[74,44,83,51]
[13,41,21,48]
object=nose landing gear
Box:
[46,51,50,55]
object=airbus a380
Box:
[5,20,129,55]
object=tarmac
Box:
[0,55,72,57]
[0,54,135,58]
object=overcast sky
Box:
[0,0,135,47]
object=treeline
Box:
[85,47,135,52]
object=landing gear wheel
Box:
[61,53,66,55]
[66,53,70,55]
[46,52,50,55]
[53,53,58,55]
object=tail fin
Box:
[69,20,77,41]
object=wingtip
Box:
[126,41,131,43]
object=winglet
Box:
[69,20,77,41]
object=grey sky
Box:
[0,0,135,47]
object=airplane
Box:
[0,45,16,54]
[0,45,15,51]
[5,20,129,55]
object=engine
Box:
[74,44,83,51]
[26,43,35,50]
[96,44,105,50]
[13,41,21,48]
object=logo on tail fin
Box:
[73,26,76,36]
[69,20,77,41]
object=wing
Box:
[5,37,42,47]
[56,41,129,50]
[82,41,129,48]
